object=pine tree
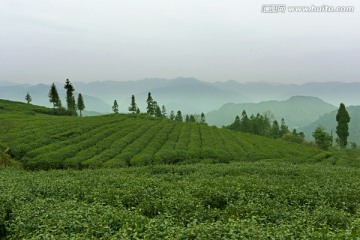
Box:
[136,108,140,114]
[112,100,119,113]
[240,110,250,132]
[175,111,183,122]
[271,120,280,138]
[146,92,154,116]
[64,79,76,115]
[128,95,137,113]
[25,93,32,104]
[185,114,190,122]
[161,105,167,118]
[155,104,162,118]
[72,96,77,116]
[169,110,175,121]
[77,93,85,117]
[230,115,241,130]
[189,115,196,123]
[48,83,61,108]
[200,112,206,124]
[280,118,289,137]
[336,103,350,148]
[152,101,162,117]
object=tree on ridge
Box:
[25,93,32,104]
[336,103,350,148]
[77,93,85,117]
[128,95,137,114]
[48,83,61,108]
[112,100,119,113]
[64,79,76,115]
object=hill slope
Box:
[206,96,337,128]
[0,84,111,114]
[0,99,321,170]
[299,105,360,145]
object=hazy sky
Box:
[1,0,359,84]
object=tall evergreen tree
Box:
[155,104,162,118]
[336,103,350,148]
[64,79,76,115]
[280,118,289,137]
[271,120,280,138]
[128,95,137,113]
[72,96,77,115]
[200,112,206,124]
[112,100,119,113]
[249,114,256,134]
[48,83,61,108]
[185,114,190,122]
[25,93,32,104]
[229,115,241,130]
[161,105,167,118]
[77,93,85,117]
[189,115,196,123]
[146,92,154,116]
[136,108,140,114]
[240,110,250,132]
[175,111,183,122]
[169,110,175,121]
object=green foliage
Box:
[64,79,77,115]
[128,95,137,113]
[336,103,350,148]
[48,83,61,108]
[161,105,167,118]
[0,99,322,170]
[146,92,154,116]
[312,127,333,150]
[77,93,85,117]
[112,100,119,113]
[200,112,206,124]
[154,102,162,118]
[1,162,360,238]
[24,93,32,104]
[227,111,290,140]
[169,110,175,121]
[175,110,183,122]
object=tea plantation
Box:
[1,162,360,239]
[0,100,321,170]
[1,99,359,239]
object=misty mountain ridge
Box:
[206,96,337,129]
[0,78,358,115]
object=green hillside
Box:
[0,99,321,170]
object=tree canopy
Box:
[77,93,85,117]
[48,83,61,108]
[336,103,350,148]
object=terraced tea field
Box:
[1,101,320,170]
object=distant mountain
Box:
[206,96,337,128]
[299,105,360,145]
[76,77,250,113]
[1,78,358,115]
[211,81,360,107]
[77,79,359,112]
